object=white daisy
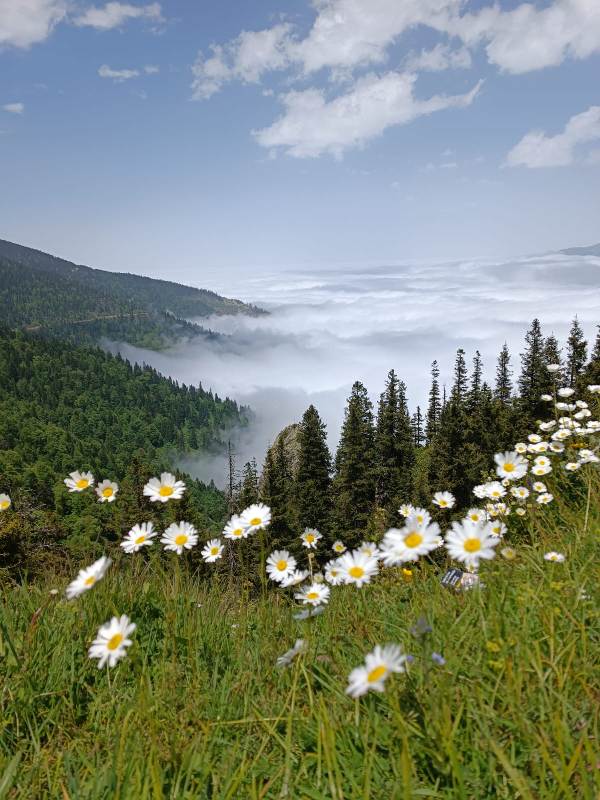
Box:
[432,491,455,509]
[494,451,528,481]
[276,639,306,668]
[549,442,565,453]
[324,559,344,585]
[528,434,542,444]
[201,538,224,563]
[0,493,11,511]
[223,515,248,540]
[143,472,185,503]
[531,464,552,476]
[399,503,414,518]
[411,507,431,526]
[338,550,379,587]
[66,556,111,599]
[540,394,553,402]
[295,582,330,606]
[88,614,136,669]
[501,546,517,560]
[544,551,565,562]
[534,456,551,469]
[64,470,95,492]
[484,481,506,500]
[515,507,526,516]
[465,508,487,524]
[95,479,118,503]
[280,569,310,588]
[266,549,297,582]
[489,520,507,537]
[514,442,528,454]
[240,503,271,533]
[120,522,157,554]
[300,528,322,549]
[380,519,441,565]
[536,493,553,505]
[444,520,499,571]
[332,540,347,554]
[588,384,600,394]
[510,486,529,500]
[161,521,198,554]
[358,541,380,558]
[558,387,575,397]
[473,484,488,499]
[346,644,408,698]
[565,462,580,471]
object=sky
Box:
[1,0,600,278]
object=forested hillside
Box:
[0,238,263,348]
[234,317,600,549]
[0,327,247,571]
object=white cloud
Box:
[74,2,163,31]
[2,102,24,114]
[506,105,600,168]
[0,0,66,48]
[253,73,482,158]
[98,64,140,81]
[191,24,292,100]
[405,43,472,72]
[144,64,159,74]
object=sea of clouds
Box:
[110,252,600,486]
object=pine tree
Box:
[494,343,513,403]
[425,360,441,443]
[261,437,294,550]
[238,458,259,510]
[582,325,600,386]
[566,316,588,387]
[467,350,483,412]
[333,381,376,546]
[295,405,332,538]
[451,349,468,403]
[411,406,425,447]
[518,319,547,420]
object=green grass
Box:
[1,471,599,799]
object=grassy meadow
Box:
[1,462,598,800]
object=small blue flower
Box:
[431,652,446,666]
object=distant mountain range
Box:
[558,243,600,257]
[0,238,264,349]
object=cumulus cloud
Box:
[506,105,600,168]
[0,0,66,48]
[98,64,140,81]
[73,2,163,30]
[253,73,482,158]
[105,252,600,486]
[405,43,472,72]
[2,102,24,113]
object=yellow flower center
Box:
[349,566,364,579]
[175,534,188,546]
[233,528,243,537]
[0,501,9,510]
[76,479,89,489]
[416,515,424,523]
[306,534,315,543]
[367,665,387,683]
[84,576,95,586]
[102,487,114,497]
[276,560,288,571]
[404,532,423,548]
[159,485,174,497]
[134,535,146,544]
[335,545,343,551]
[464,538,481,553]
[249,517,261,526]
[211,547,219,555]
[107,633,123,651]
[439,499,447,506]
[306,591,319,600]
[503,463,515,472]
[470,514,479,521]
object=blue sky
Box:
[1,0,599,281]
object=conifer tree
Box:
[238,458,259,510]
[582,325,600,386]
[295,405,332,537]
[333,381,376,546]
[425,360,441,443]
[518,319,547,419]
[566,316,588,387]
[467,350,483,412]
[494,343,513,403]
[411,406,425,447]
[451,349,468,403]
[261,437,293,549]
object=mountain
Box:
[559,243,600,257]
[0,238,264,349]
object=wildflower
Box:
[399,503,414,517]
[295,582,330,606]
[0,493,11,511]
[528,441,549,453]
[579,449,599,464]
[95,479,118,503]
[431,652,446,666]
[466,508,486,523]
[558,387,575,397]
[358,541,380,558]
[473,484,488,498]
[514,442,528,454]
[143,472,185,503]
[266,549,297,582]
[494,451,528,480]
[380,519,441,565]
[486,640,501,653]
[240,503,271,533]
[531,464,552,476]
[223,515,248,540]
[66,556,111,599]
[338,550,379,587]
[120,522,157,554]
[490,521,507,537]
[410,616,432,638]
[280,569,310,588]
[293,606,324,620]
[536,493,554,505]
[539,420,556,431]
[501,546,516,560]
[534,455,551,469]
[201,538,224,563]
[484,481,506,500]
[445,520,499,571]
[574,409,592,420]
[532,481,547,493]
[544,551,565,562]
[346,644,408,698]
[515,507,526,517]
[402,568,413,582]
[540,394,553,401]
[324,559,344,585]
[88,614,136,669]
[411,507,431,526]
[565,462,580,471]
[528,434,542,444]
[575,400,589,408]
[546,363,561,373]
[332,540,346,554]
[276,639,306,668]
[510,486,529,499]
[587,384,600,394]
[161,521,198,554]
[300,528,322,549]
[432,491,455,509]
[549,442,565,453]
[64,470,94,492]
